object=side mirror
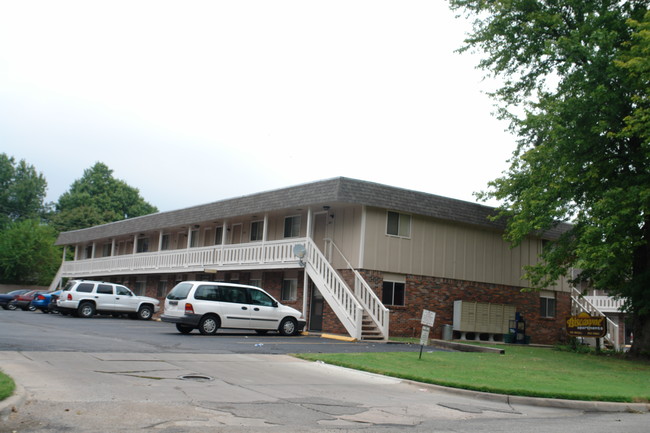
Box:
[272,301,278,308]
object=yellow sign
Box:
[566,312,607,338]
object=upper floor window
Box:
[284,216,301,238]
[387,211,411,237]
[102,243,112,257]
[160,234,170,251]
[136,237,149,253]
[190,229,199,248]
[250,221,264,241]
[215,227,223,245]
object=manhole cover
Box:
[179,374,214,382]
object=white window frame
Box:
[281,279,298,301]
[540,291,556,318]
[382,280,405,306]
[386,211,411,238]
[250,220,264,242]
[284,215,301,238]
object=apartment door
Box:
[230,224,242,244]
[309,284,324,331]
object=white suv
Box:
[161,281,306,336]
[57,280,160,320]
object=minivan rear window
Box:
[166,282,193,300]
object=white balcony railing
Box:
[583,296,626,313]
[60,239,304,277]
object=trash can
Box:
[442,324,453,341]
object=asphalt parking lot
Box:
[0,308,437,354]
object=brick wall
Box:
[351,270,570,345]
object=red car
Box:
[13,290,45,311]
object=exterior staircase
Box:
[304,238,389,341]
[570,287,621,350]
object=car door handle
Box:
[241,306,248,310]
[253,307,260,311]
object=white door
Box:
[219,286,251,328]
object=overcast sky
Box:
[1,1,514,213]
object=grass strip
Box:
[0,370,15,401]
[295,345,650,403]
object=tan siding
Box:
[362,207,550,288]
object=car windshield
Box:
[166,283,193,300]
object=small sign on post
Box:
[419,309,436,359]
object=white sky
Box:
[0,0,513,213]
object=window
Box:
[102,243,112,257]
[540,291,556,318]
[76,283,94,293]
[85,245,93,259]
[116,286,132,296]
[195,285,226,301]
[387,211,411,237]
[136,237,149,253]
[282,279,298,301]
[215,227,223,245]
[284,216,301,238]
[250,289,275,307]
[160,234,170,251]
[250,221,264,241]
[156,280,168,298]
[250,279,262,288]
[96,284,114,295]
[134,278,146,296]
[190,230,199,248]
[382,281,405,306]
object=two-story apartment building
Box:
[52,177,573,344]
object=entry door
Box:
[230,224,242,244]
[309,284,324,331]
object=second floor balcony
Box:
[61,238,308,278]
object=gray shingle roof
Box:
[55,177,568,245]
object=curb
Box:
[0,384,27,419]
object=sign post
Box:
[419,310,436,360]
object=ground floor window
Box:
[382,281,405,306]
[157,280,168,298]
[540,291,556,318]
[282,279,297,301]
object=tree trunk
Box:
[628,313,650,359]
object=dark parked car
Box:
[0,289,31,310]
[31,291,61,313]
[14,290,45,311]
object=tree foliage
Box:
[448,1,650,356]
[51,162,158,232]
[0,153,48,229]
[0,219,60,285]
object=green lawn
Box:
[0,370,15,401]
[295,344,650,403]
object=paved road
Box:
[1,309,649,432]
[0,308,429,354]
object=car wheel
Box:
[198,315,220,335]
[137,305,153,320]
[255,330,269,335]
[176,324,194,334]
[279,317,298,336]
[77,302,95,318]
[28,304,36,312]
[7,303,17,311]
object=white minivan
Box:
[160,281,306,336]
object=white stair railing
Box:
[304,239,363,340]
[324,239,389,340]
[571,287,620,350]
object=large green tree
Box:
[0,153,48,229]
[0,219,60,285]
[51,162,158,232]
[447,1,650,356]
